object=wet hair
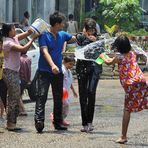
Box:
[69,14,74,20]
[2,23,15,37]
[63,55,75,63]
[84,18,96,32]
[113,35,131,54]
[24,11,30,18]
[49,11,65,26]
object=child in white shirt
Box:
[62,56,78,126]
[50,56,78,126]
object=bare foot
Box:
[116,137,127,144]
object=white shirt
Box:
[62,64,73,93]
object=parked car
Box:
[16,28,39,80]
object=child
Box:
[62,56,78,126]
[50,56,78,126]
[102,35,148,144]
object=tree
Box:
[87,0,142,32]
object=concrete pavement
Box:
[0,73,148,148]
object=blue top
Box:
[38,31,72,73]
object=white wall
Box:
[44,0,55,23]
[68,0,74,16]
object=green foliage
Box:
[86,0,142,32]
[128,28,148,36]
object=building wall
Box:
[68,0,74,16]
[0,0,6,24]
[0,0,76,26]
[141,0,148,23]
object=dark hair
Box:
[49,11,65,26]
[63,55,75,63]
[69,14,74,20]
[84,18,96,31]
[2,23,15,37]
[91,16,97,22]
[24,11,30,18]
[113,35,131,54]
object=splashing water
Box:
[75,38,148,67]
[131,43,148,67]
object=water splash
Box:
[75,38,148,67]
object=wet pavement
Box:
[0,73,148,148]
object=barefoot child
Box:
[102,35,148,144]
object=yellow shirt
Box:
[0,51,4,80]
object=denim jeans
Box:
[34,70,63,126]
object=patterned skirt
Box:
[123,82,148,112]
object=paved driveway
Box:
[0,74,148,148]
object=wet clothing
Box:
[35,31,72,127]
[117,51,148,112]
[62,65,73,119]
[76,33,104,126]
[38,31,72,73]
[35,71,63,125]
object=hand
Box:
[32,33,39,40]
[88,35,96,41]
[51,65,59,74]
[27,27,35,35]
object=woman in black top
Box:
[76,18,104,132]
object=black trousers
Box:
[0,79,7,109]
[34,71,63,126]
[76,60,101,126]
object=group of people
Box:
[0,11,147,145]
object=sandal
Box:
[116,138,127,144]
[80,126,88,133]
